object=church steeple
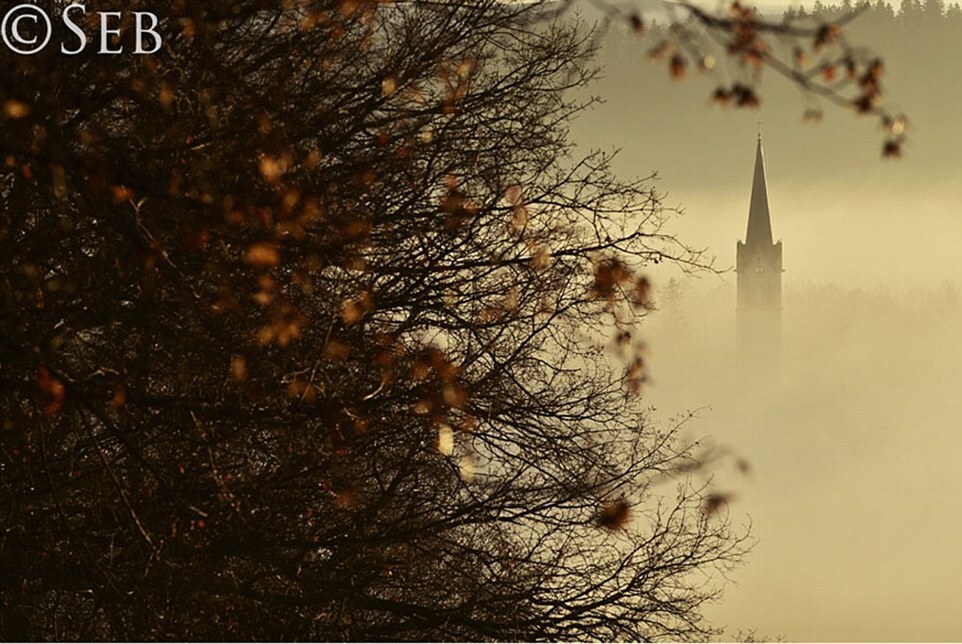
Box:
[745,135,774,247]
[736,135,783,378]
[736,134,782,312]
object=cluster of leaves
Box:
[0,1,752,640]
[563,0,910,157]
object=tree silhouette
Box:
[1,0,899,640]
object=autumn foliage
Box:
[587,0,908,155]
[6,0,912,639]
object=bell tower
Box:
[736,134,782,373]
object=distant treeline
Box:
[784,0,962,60]
[786,0,962,24]
[784,0,962,85]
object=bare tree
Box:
[1,0,894,640]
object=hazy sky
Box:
[643,279,962,641]
[571,7,962,640]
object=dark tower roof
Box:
[744,135,774,246]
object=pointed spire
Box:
[745,135,774,246]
